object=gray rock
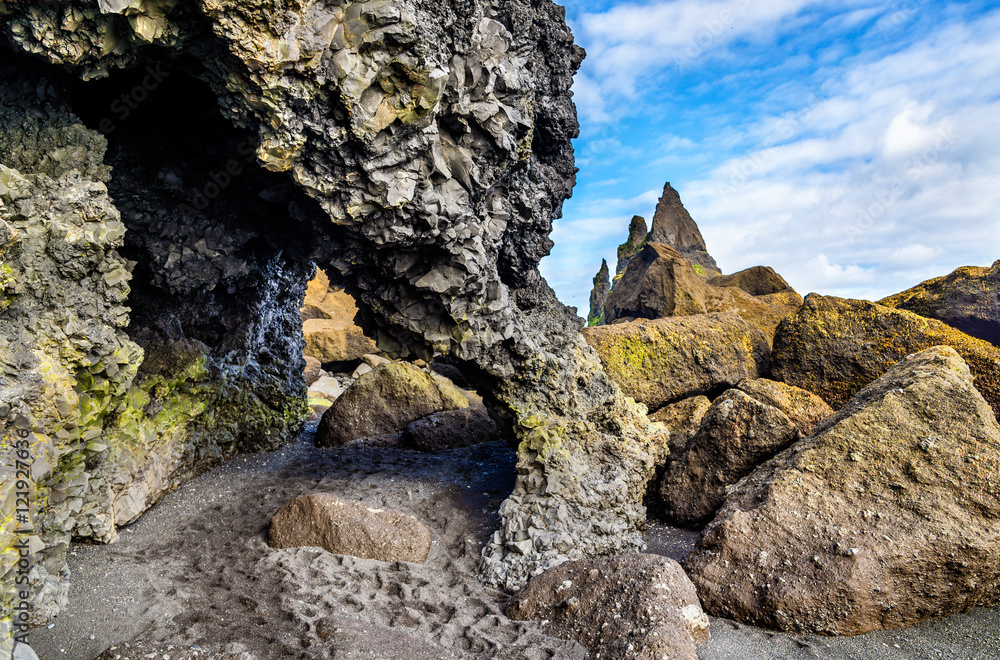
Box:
[403,406,500,451]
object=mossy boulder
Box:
[880,261,1000,347]
[772,294,1000,419]
[684,346,1000,635]
[582,313,770,413]
[315,362,469,446]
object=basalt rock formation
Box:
[616,214,648,277]
[587,258,610,326]
[649,182,720,278]
[0,0,659,641]
[880,261,1000,348]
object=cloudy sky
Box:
[539,0,1000,315]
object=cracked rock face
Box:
[1,0,660,629]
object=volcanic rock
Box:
[735,378,833,436]
[268,493,432,564]
[506,553,710,660]
[685,346,1000,635]
[649,395,712,461]
[616,214,649,276]
[302,318,378,364]
[772,294,1000,418]
[403,407,500,452]
[303,355,323,386]
[659,389,802,528]
[587,259,611,326]
[316,362,469,447]
[880,261,1000,347]
[649,182,720,278]
[709,265,796,297]
[308,376,345,403]
[583,313,770,412]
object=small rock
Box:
[308,375,344,402]
[303,355,322,386]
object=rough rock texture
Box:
[304,355,323,386]
[684,346,1000,635]
[303,317,379,363]
[709,265,796,297]
[880,261,1000,347]
[1,0,661,620]
[268,493,432,563]
[316,362,468,446]
[735,378,833,437]
[0,70,310,641]
[583,313,771,412]
[587,258,610,327]
[659,389,802,528]
[506,553,710,660]
[403,406,500,451]
[772,294,1000,418]
[649,395,712,463]
[649,183,720,278]
[616,214,648,277]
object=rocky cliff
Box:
[649,183,720,278]
[0,0,659,643]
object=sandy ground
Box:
[27,422,1000,660]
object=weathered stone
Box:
[881,261,1000,347]
[403,406,500,452]
[583,313,770,412]
[648,182,720,278]
[587,259,610,327]
[506,553,710,660]
[316,362,468,447]
[735,378,833,437]
[772,294,1000,418]
[709,266,796,297]
[304,355,323,386]
[308,375,344,403]
[649,395,712,462]
[659,389,801,528]
[684,346,1000,635]
[616,215,648,277]
[303,318,378,364]
[268,493,432,563]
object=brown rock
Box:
[684,346,1000,635]
[772,294,1000,419]
[403,407,500,452]
[660,389,801,528]
[316,362,469,447]
[649,182,720,277]
[709,265,795,297]
[582,313,770,412]
[302,318,378,363]
[735,378,833,436]
[880,260,1000,347]
[268,493,432,563]
[304,355,322,386]
[649,395,712,460]
[506,553,710,660]
[587,258,611,326]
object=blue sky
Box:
[540,0,1000,315]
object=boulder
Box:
[308,375,344,403]
[582,313,770,412]
[684,346,1000,635]
[649,395,712,461]
[302,318,378,364]
[648,182,720,278]
[316,362,469,447]
[659,389,801,528]
[303,355,323,386]
[506,553,710,660]
[735,378,833,436]
[772,294,1000,419]
[880,261,1000,347]
[709,266,796,297]
[403,407,500,452]
[268,493,432,563]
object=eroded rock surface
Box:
[881,261,1000,347]
[648,182,720,278]
[268,493,432,563]
[684,347,1000,635]
[772,294,1000,418]
[506,553,710,660]
[404,406,499,451]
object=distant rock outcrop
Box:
[709,265,795,297]
[880,261,1000,347]
[587,259,611,326]
[684,346,1000,635]
[616,214,649,276]
[772,294,1000,419]
[649,183,720,278]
